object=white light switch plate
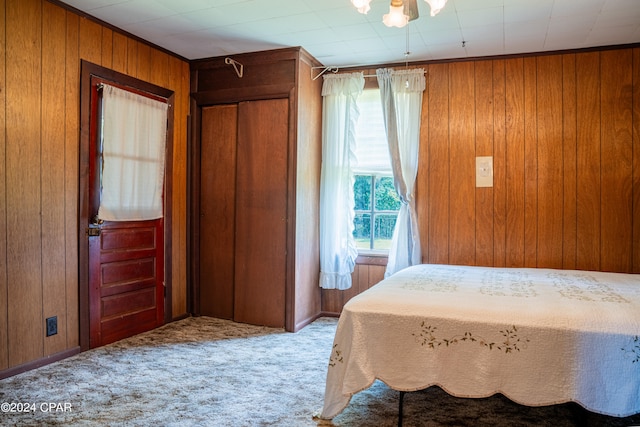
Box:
[476,156,493,187]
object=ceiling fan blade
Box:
[404,0,419,21]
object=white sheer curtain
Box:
[319,72,364,290]
[99,84,168,221]
[376,68,425,277]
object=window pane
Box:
[353,213,371,249]
[375,176,401,211]
[374,213,397,249]
[353,175,371,210]
[354,89,391,172]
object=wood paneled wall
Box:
[419,48,639,273]
[323,46,640,315]
[322,258,386,316]
[0,0,190,374]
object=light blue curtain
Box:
[319,72,364,289]
[376,68,425,277]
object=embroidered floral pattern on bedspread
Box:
[479,270,537,297]
[547,272,629,303]
[412,322,529,353]
[398,266,462,292]
[329,343,343,367]
[622,336,640,363]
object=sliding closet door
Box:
[234,99,289,327]
[199,104,238,319]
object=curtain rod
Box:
[311,65,378,80]
[311,65,424,81]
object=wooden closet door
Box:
[234,99,289,327]
[199,104,238,319]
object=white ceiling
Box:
[58,0,640,66]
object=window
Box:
[353,89,400,252]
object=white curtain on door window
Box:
[99,84,168,221]
[376,68,425,277]
[319,72,364,290]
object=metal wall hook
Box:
[311,66,339,81]
[225,57,244,78]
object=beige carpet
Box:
[0,316,638,426]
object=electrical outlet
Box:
[46,316,58,337]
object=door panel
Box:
[234,99,288,328]
[88,221,164,347]
[199,105,238,319]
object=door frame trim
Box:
[79,60,175,351]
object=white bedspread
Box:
[321,264,640,418]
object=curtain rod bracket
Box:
[311,66,339,81]
[225,57,244,78]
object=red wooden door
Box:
[88,220,164,347]
[87,77,165,348]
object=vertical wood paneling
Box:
[127,38,138,77]
[64,10,80,348]
[79,17,101,65]
[427,64,450,264]
[416,65,429,262]
[368,265,385,287]
[321,289,341,315]
[1,0,190,374]
[112,32,128,74]
[0,0,8,370]
[492,60,507,267]
[293,55,323,329]
[474,61,494,266]
[176,59,189,319]
[171,57,189,317]
[504,58,525,267]
[136,42,151,82]
[600,49,633,272]
[355,266,369,297]
[6,0,43,366]
[562,54,577,270]
[101,27,113,69]
[536,55,563,269]
[150,49,169,88]
[322,262,386,316]
[523,57,538,267]
[449,62,476,265]
[42,0,67,356]
[576,52,601,270]
[633,48,640,273]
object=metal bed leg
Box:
[398,391,405,427]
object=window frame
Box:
[353,172,399,255]
[352,86,399,256]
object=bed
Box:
[320,264,640,420]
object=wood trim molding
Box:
[356,254,389,266]
[79,60,175,350]
[45,0,188,62]
[0,347,80,380]
[337,42,640,73]
[191,87,292,106]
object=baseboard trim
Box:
[0,347,81,380]
[318,311,341,318]
[171,313,192,322]
[293,313,320,332]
